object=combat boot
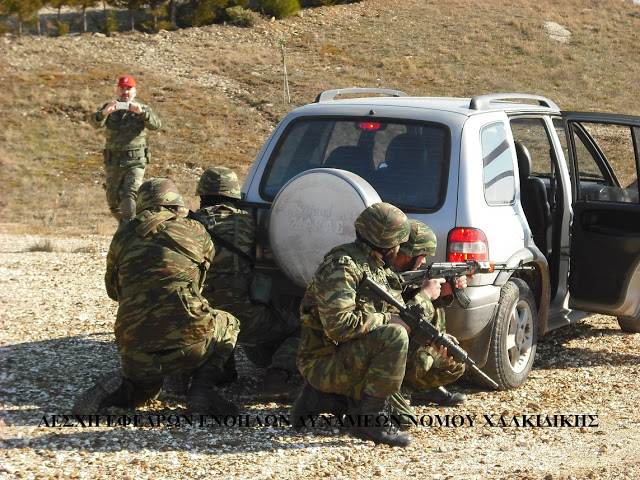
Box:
[349,394,412,447]
[209,353,238,387]
[163,373,191,397]
[261,368,300,403]
[186,355,239,415]
[290,382,348,431]
[73,371,131,413]
[187,387,239,415]
[411,386,467,406]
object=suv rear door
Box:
[563,112,640,320]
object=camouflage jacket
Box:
[190,203,256,300]
[105,208,216,354]
[298,240,404,359]
[90,101,161,152]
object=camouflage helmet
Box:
[196,166,241,199]
[398,219,437,258]
[354,202,410,249]
[136,177,185,213]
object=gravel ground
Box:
[1,232,639,480]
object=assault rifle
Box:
[401,260,534,308]
[359,274,500,389]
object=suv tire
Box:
[617,316,640,333]
[483,278,538,390]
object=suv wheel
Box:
[617,316,640,333]
[483,278,538,390]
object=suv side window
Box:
[567,121,639,203]
[510,117,559,213]
[481,122,515,205]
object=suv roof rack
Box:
[315,88,409,103]
[470,93,560,111]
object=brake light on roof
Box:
[447,228,489,262]
[358,122,381,130]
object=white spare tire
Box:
[269,168,381,288]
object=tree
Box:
[111,0,144,31]
[70,0,99,33]
[48,0,67,22]
[5,0,42,36]
[144,0,166,31]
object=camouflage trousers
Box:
[402,305,465,394]
[298,323,409,401]
[402,342,466,394]
[117,310,239,405]
[209,288,300,373]
[104,157,146,221]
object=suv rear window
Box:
[259,117,451,211]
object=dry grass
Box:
[1,0,639,237]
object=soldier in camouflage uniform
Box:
[190,167,301,402]
[392,219,467,406]
[291,202,413,447]
[90,76,161,226]
[73,178,240,414]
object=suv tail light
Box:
[447,228,489,262]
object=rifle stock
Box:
[360,274,500,390]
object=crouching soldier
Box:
[190,167,301,402]
[73,178,239,414]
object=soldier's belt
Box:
[107,147,147,159]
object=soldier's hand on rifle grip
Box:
[442,275,468,297]
[389,313,411,334]
[432,334,460,363]
[421,277,446,300]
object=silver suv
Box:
[241,88,640,390]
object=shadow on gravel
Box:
[1,335,357,455]
[0,333,120,416]
[534,320,640,370]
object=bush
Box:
[97,10,120,36]
[226,6,258,27]
[260,0,300,19]
[55,21,70,37]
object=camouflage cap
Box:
[136,177,185,213]
[196,167,241,199]
[354,202,410,249]
[398,219,437,258]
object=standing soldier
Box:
[73,178,239,414]
[90,75,161,226]
[392,219,467,406]
[190,167,301,402]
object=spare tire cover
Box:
[269,168,382,288]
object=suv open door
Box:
[563,112,640,331]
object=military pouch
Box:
[249,272,272,304]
